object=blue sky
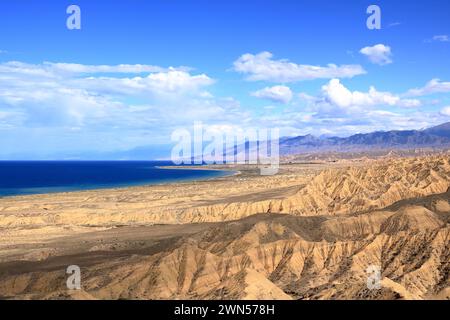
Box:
[0,0,449,159]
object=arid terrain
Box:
[0,154,449,300]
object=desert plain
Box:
[0,153,449,300]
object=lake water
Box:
[0,161,232,197]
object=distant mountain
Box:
[424,122,450,138]
[279,122,450,155]
[13,122,447,161]
[104,122,450,160]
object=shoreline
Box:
[156,165,242,177]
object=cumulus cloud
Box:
[259,81,446,138]
[321,79,421,109]
[233,52,366,82]
[1,59,447,158]
[406,79,450,97]
[0,61,218,128]
[0,61,214,94]
[0,61,261,158]
[77,71,214,98]
[251,85,293,104]
[360,44,393,65]
[266,78,450,137]
[256,105,444,138]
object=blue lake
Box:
[0,161,232,197]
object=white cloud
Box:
[432,35,449,42]
[0,61,189,79]
[0,61,214,96]
[321,79,421,109]
[360,44,393,65]
[233,52,366,82]
[406,79,450,97]
[257,82,447,138]
[0,61,57,78]
[1,59,448,158]
[0,61,217,128]
[0,61,262,158]
[256,106,445,138]
[251,85,293,104]
[388,22,402,28]
[441,106,450,116]
[297,92,316,102]
[47,62,169,74]
[399,99,422,108]
[76,71,215,98]
[144,70,214,93]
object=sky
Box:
[0,0,449,159]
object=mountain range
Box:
[104,122,450,160]
[7,122,448,160]
[278,122,450,155]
